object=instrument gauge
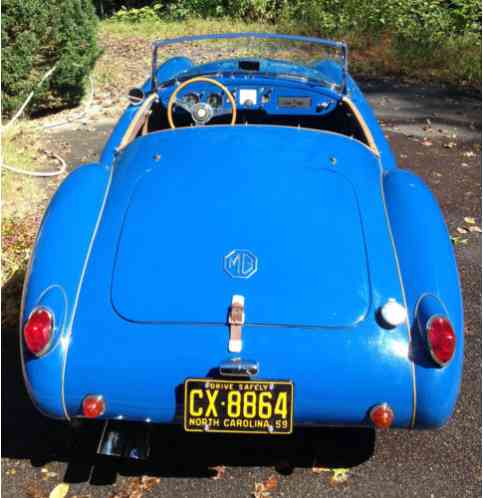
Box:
[208,93,223,108]
[183,92,200,105]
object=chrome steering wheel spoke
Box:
[174,98,195,114]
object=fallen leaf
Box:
[312,466,332,474]
[463,151,476,157]
[469,226,482,233]
[422,139,433,147]
[49,483,70,498]
[263,475,279,493]
[329,468,350,486]
[141,476,160,491]
[252,482,271,498]
[209,465,225,480]
[464,217,476,224]
[443,142,456,149]
[26,482,46,498]
[456,227,468,234]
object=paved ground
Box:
[2,80,481,498]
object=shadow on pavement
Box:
[2,271,375,484]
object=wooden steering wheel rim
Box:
[167,76,237,129]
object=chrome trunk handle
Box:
[219,358,259,377]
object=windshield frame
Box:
[151,32,348,93]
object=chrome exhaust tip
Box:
[97,420,151,460]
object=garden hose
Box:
[2,69,96,177]
[1,152,67,177]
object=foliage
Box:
[105,0,481,87]
[1,0,100,117]
[106,0,482,36]
[110,0,287,22]
[281,0,481,41]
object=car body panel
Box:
[20,33,463,433]
[20,163,111,418]
[384,170,463,428]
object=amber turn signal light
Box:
[82,395,106,418]
[370,403,394,429]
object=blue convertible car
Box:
[21,33,463,457]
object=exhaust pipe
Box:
[97,420,151,460]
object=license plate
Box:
[184,378,293,435]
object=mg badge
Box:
[224,249,258,279]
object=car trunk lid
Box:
[111,128,372,328]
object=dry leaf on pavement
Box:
[313,466,350,486]
[141,476,161,491]
[469,226,482,233]
[464,217,476,224]
[49,483,70,498]
[329,468,350,486]
[450,236,468,245]
[312,465,332,474]
[456,227,468,234]
[26,483,47,498]
[263,475,279,492]
[209,465,226,480]
[252,475,279,497]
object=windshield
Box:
[152,33,347,93]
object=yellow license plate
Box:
[184,378,294,435]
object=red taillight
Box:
[82,395,106,418]
[427,316,456,366]
[370,403,394,429]
[23,307,53,356]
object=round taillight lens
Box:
[370,403,394,429]
[82,395,106,418]
[23,308,53,356]
[427,316,456,366]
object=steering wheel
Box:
[167,76,237,129]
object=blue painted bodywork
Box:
[21,33,463,431]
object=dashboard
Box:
[159,77,339,119]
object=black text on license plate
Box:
[184,379,293,435]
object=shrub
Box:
[1,0,100,117]
[111,0,287,22]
